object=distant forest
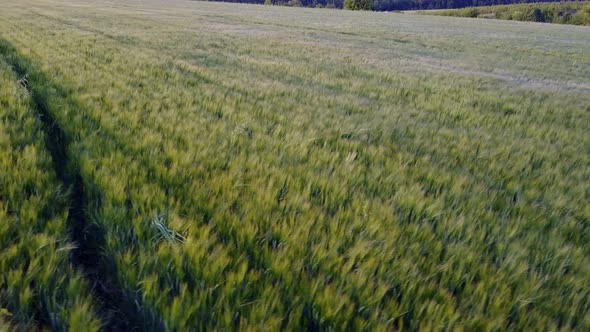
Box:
[430,1,590,25]
[211,0,580,11]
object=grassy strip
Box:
[424,1,590,25]
[0,45,100,331]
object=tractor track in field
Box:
[0,38,164,331]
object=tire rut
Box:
[0,38,165,331]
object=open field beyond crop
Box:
[1,0,589,330]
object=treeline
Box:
[372,0,585,11]
[213,0,343,8]
[208,0,586,11]
[429,1,590,25]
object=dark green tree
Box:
[344,0,374,10]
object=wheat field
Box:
[1,0,589,330]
